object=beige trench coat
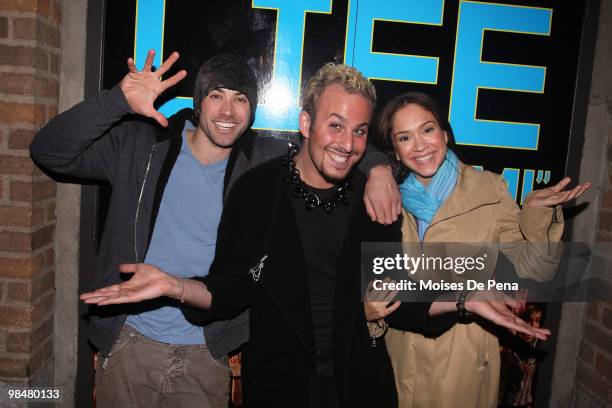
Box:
[386,163,563,408]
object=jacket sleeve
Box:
[357,142,390,175]
[495,175,564,282]
[29,85,135,183]
[367,218,456,335]
[182,176,254,324]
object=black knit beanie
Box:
[193,54,258,125]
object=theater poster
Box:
[91,0,594,405]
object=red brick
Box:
[13,18,59,48]
[8,129,37,150]
[37,0,50,19]
[7,281,31,302]
[0,17,8,38]
[576,362,612,403]
[0,73,59,99]
[603,306,612,331]
[603,191,612,209]
[31,290,53,323]
[32,165,45,177]
[29,336,51,374]
[0,206,33,227]
[0,254,44,278]
[588,302,602,322]
[31,224,54,250]
[31,315,51,345]
[46,104,58,120]
[0,305,32,328]
[49,52,59,74]
[6,330,31,353]
[10,180,56,201]
[0,357,29,377]
[9,181,32,202]
[579,342,595,364]
[44,201,55,222]
[0,231,31,252]
[31,270,53,300]
[12,17,37,41]
[0,226,53,252]
[0,156,34,175]
[50,0,60,25]
[31,206,44,226]
[600,212,612,233]
[32,180,57,201]
[44,248,53,268]
[0,102,47,126]
[0,44,48,70]
[0,0,38,12]
[595,352,612,380]
[596,231,612,243]
[584,323,612,355]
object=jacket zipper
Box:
[103,150,154,361]
[134,147,156,262]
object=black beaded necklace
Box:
[281,144,353,214]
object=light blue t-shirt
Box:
[126,121,227,344]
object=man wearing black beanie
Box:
[31,49,400,407]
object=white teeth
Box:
[414,153,434,165]
[328,152,348,164]
[214,121,236,129]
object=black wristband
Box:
[456,290,472,320]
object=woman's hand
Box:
[464,290,551,341]
[80,263,181,306]
[364,278,401,321]
[525,177,591,208]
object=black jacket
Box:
[183,157,439,407]
[29,85,389,358]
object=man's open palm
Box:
[119,49,187,127]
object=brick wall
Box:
[0,0,60,386]
[574,89,612,405]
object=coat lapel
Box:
[427,163,501,229]
[256,172,315,359]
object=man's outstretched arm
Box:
[80,262,213,309]
[30,49,186,181]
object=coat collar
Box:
[405,162,503,234]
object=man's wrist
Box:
[368,164,393,177]
[167,275,185,300]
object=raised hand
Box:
[80,263,180,306]
[119,49,187,127]
[525,176,591,208]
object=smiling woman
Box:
[373,91,591,408]
[391,103,448,186]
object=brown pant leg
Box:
[160,344,231,408]
[95,325,166,408]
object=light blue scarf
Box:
[399,150,459,241]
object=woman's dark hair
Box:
[375,92,457,182]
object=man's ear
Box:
[444,131,448,144]
[299,111,311,140]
